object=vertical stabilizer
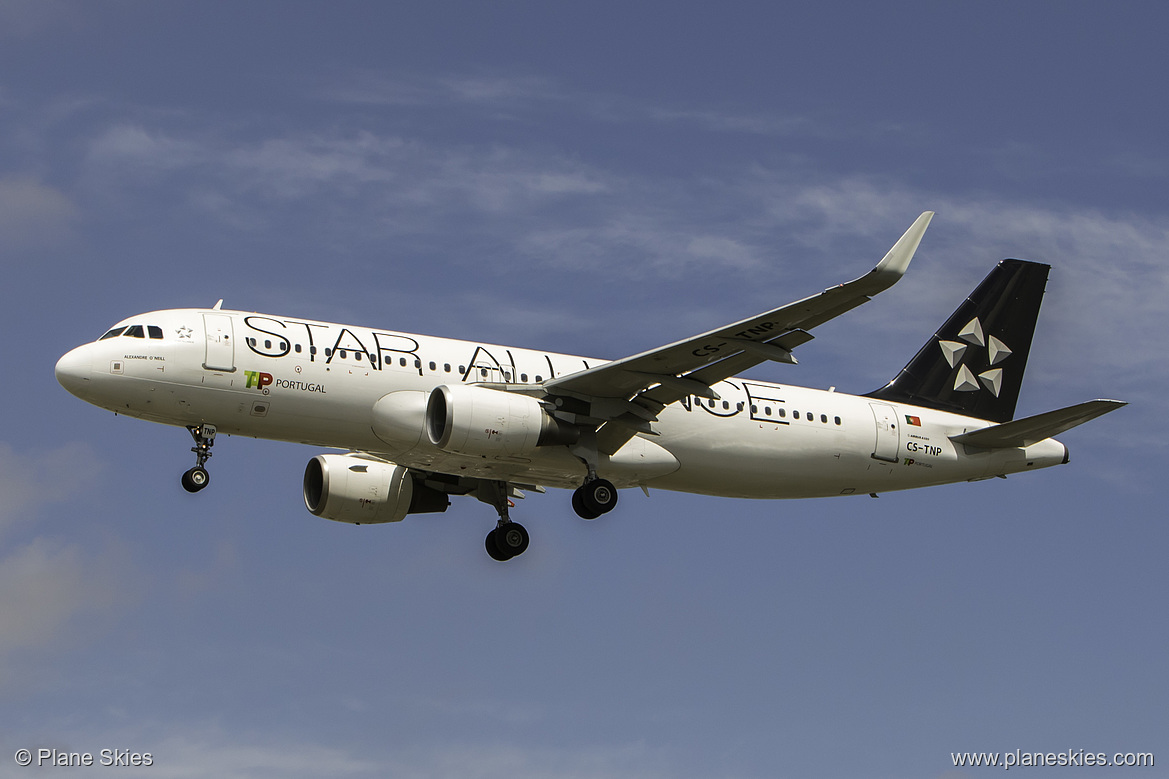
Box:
[865,259,1050,423]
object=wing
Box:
[541,211,935,454]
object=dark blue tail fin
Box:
[865,259,1050,423]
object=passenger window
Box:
[310,346,317,355]
[294,344,302,353]
[834,416,842,425]
[443,363,451,372]
[821,414,827,423]
[429,361,436,371]
[355,352,363,361]
[148,326,163,339]
[100,327,127,340]
[535,375,543,382]
[264,340,272,349]
[459,365,465,373]
[400,357,407,367]
[521,374,528,382]
[325,348,332,357]
[125,325,145,338]
[764,407,771,416]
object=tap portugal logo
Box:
[244,370,327,395]
[245,370,274,393]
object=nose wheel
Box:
[181,466,210,492]
[182,424,217,493]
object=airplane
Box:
[55,212,1125,561]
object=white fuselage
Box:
[55,307,1069,499]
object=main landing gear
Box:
[477,476,618,561]
[478,481,529,562]
[571,477,618,520]
[181,424,216,493]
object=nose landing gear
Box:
[182,424,216,493]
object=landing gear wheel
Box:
[486,523,529,561]
[485,529,509,561]
[572,489,602,520]
[576,478,617,517]
[181,466,210,493]
[497,522,529,557]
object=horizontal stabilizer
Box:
[950,399,1126,449]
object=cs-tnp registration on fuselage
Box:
[56,213,1125,561]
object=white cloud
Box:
[144,737,378,779]
[0,441,100,538]
[0,539,108,651]
[0,537,129,686]
[0,177,78,251]
[320,71,560,109]
[86,125,205,176]
[319,71,813,140]
[0,442,125,685]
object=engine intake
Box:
[425,384,579,456]
[303,454,448,524]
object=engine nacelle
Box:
[303,454,447,524]
[425,384,579,456]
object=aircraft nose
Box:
[55,345,93,396]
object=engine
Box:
[425,384,579,456]
[303,454,448,524]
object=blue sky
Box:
[2,3,1166,777]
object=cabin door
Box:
[202,314,236,372]
[869,402,901,463]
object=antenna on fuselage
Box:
[212,299,224,310]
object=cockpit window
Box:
[98,324,165,341]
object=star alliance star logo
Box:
[176,326,194,340]
[939,317,1011,396]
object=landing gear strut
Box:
[478,481,529,561]
[181,424,216,493]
